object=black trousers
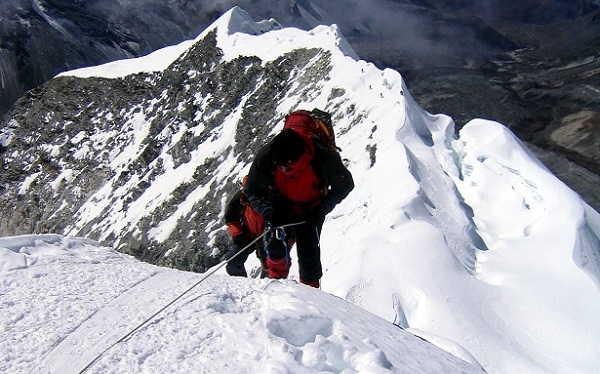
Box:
[225,239,265,277]
[292,221,323,283]
[226,220,323,282]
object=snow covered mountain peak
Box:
[1,6,600,374]
[60,6,358,80]
[209,6,360,66]
[212,6,284,37]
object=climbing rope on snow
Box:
[78,221,304,373]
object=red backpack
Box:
[233,109,338,232]
[283,109,338,152]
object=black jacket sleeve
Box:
[243,142,276,222]
[224,189,244,224]
[312,147,354,217]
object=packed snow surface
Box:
[0,235,482,374]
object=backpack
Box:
[283,109,338,152]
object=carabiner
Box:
[275,227,286,241]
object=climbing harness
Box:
[263,225,291,266]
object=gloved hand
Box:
[262,208,274,223]
[264,220,273,231]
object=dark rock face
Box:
[0,0,214,116]
[0,26,337,271]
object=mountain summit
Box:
[1,7,600,373]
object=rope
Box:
[78,221,304,373]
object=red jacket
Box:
[243,131,354,224]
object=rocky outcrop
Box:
[0,0,213,116]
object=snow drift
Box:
[0,235,484,373]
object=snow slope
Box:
[2,6,600,374]
[0,235,482,374]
